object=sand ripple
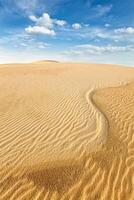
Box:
[0,62,134,199]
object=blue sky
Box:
[0,0,134,65]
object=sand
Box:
[0,62,134,199]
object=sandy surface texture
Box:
[0,62,134,199]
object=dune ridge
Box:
[0,62,134,199]
[92,82,134,200]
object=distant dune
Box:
[0,62,134,199]
[32,60,59,64]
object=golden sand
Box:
[0,62,134,199]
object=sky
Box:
[0,0,134,66]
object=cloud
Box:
[37,42,48,49]
[29,15,38,22]
[19,40,48,49]
[26,12,66,36]
[94,4,113,17]
[25,26,56,36]
[30,13,67,27]
[72,23,82,30]
[54,20,66,26]
[30,13,53,28]
[115,27,134,34]
[66,44,134,56]
[15,0,38,14]
[0,32,49,51]
[0,0,41,15]
[105,23,111,28]
[70,25,134,44]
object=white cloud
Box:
[20,40,48,49]
[20,43,28,47]
[115,27,134,34]
[72,25,134,43]
[72,23,82,30]
[15,0,38,14]
[26,13,66,36]
[63,44,134,66]
[29,15,38,22]
[25,26,56,36]
[0,32,49,51]
[35,42,48,49]
[33,13,53,28]
[105,23,111,28]
[66,44,134,56]
[54,20,66,26]
[0,32,134,66]
[95,4,112,17]
[32,13,66,27]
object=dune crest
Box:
[92,82,134,200]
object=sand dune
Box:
[32,60,59,64]
[0,62,134,199]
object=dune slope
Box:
[0,62,134,199]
